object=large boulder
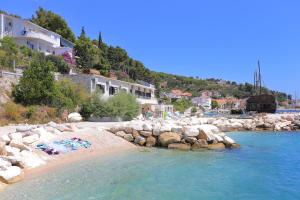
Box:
[142,123,152,131]
[0,135,11,145]
[146,136,156,147]
[160,124,172,133]
[116,131,126,137]
[67,112,83,122]
[191,139,208,151]
[0,158,12,170]
[184,137,197,144]
[22,134,40,145]
[8,132,23,141]
[32,128,55,142]
[123,134,134,142]
[171,126,184,134]
[159,132,181,147]
[9,140,31,151]
[207,143,225,150]
[183,126,200,137]
[18,151,46,169]
[16,126,33,132]
[132,129,140,139]
[134,136,146,146]
[5,146,20,157]
[139,131,152,137]
[168,143,191,151]
[128,123,143,131]
[0,166,24,184]
[152,124,162,136]
[223,136,235,145]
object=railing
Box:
[20,30,58,45]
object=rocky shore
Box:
[0,112,299,191]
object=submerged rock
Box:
[168,143,191,151]
[207,143,225,150]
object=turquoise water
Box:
[1,132,300,200]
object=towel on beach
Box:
[36,137,92,155]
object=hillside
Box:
[0,8,290,103]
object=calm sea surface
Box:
[1,132,300,200]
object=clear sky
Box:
[2,0,300,96]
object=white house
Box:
[0,13,73,58]
[61,74,158,105]
[191,96,212,110]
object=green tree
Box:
[74,27,99,69]
[12,55,56,105]
[31,7,76,42]
[46,55,70,74]
[0,36,18,69]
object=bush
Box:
[80,92,139,121]
[172,99,192,113]
[52,79,90,112]
[191,106,197,113]
[46,55,70,74]
[12,54,56,105]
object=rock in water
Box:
[116,131,126,137]
[139,131,152,137]
[0,166,24,184]
[134,136,146,146]
[191,139,208,151]
[146,136,156,147]
[159,132,181,147]
[168,143,191,151]
[68,112,83,122]
[123,134,134,142]
[207,143,225,150]
[183,126,200,137]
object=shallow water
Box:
[2,132,300,200]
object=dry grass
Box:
[0,101,61,126]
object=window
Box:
[97,84,105,94]
[109,86,116,95]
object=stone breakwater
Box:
[207,113,300,132]
[108,122,240,151]
[0,122,80,190]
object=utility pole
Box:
[258,60,262,95]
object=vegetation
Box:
[172,99,193,113]
[80,92,139,121]
[211,100,220,109]
[31,7,76,42]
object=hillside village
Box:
[0,8,295,125]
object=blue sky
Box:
[2,0,300,96]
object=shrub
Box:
[12,54,56,105]
[52,79,90,112]
[172,99,192,113]
[191,106,197,113]
[46,54,70,74]
[26,106,58,124]
[80,92,139,121]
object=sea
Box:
[1,131,300,200]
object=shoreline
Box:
[0,112,299,192]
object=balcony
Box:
[17,30,59,46]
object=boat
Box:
[246,61,277,113]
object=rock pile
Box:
[108,122,239,151]
[0,122,79,187]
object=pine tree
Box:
[98,31,102,48]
